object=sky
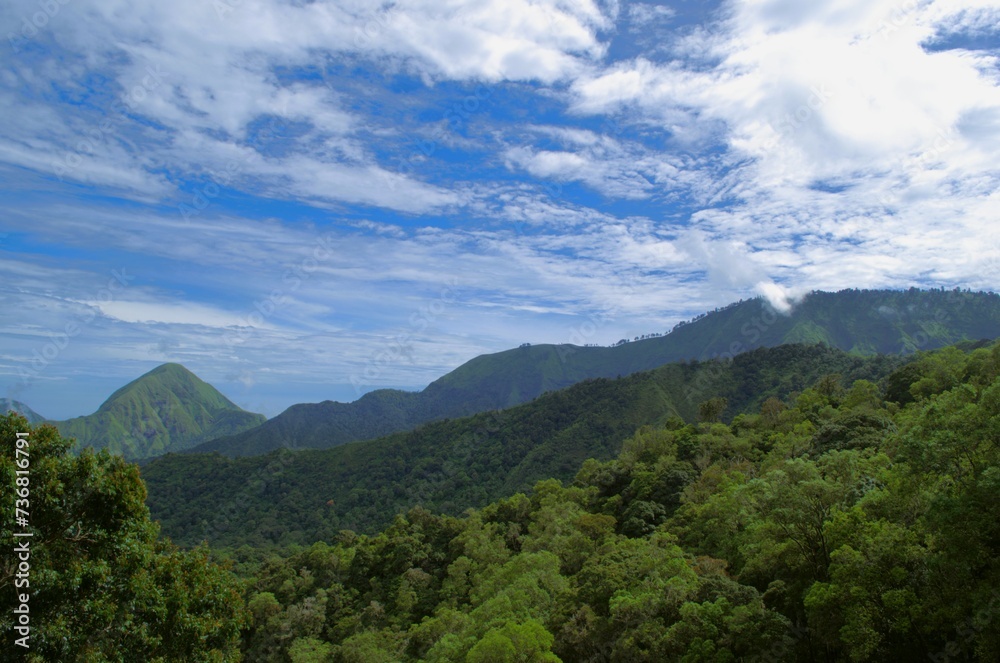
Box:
[1,0,999,420]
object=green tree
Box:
[0,415,246,662]
[288,636,334,662]
[698,397,728,424]
[466,620,560,662]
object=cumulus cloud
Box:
[755,281,798,315]
[567,0,1000,291]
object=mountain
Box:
[191,288,1000,457]
[227,339,1000,663]
[53,363,266,461]
[143,343,907,548]
[0,397,45,424]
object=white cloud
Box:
[628,3,676,28]
[755,281,798,314]
[383,0,610,82]
[0,0,616,214]
[566,0,1000,291]
[502,127,701,199]
[84,301,253,328]
[2,0,1000,417]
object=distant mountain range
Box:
[1,397,45,424]
[50,363,265,460]
[189,288,1000,457]
[142,342,911,548]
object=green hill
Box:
[53,363,266,461]
[0,397,45,424]
[226,340,1000,663]
[191,288,1000,457]
[9,341,1000,663]
[143,343,906,548]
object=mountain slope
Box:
[144,343,906,548]
[189,388,431,457]
[221,340,1000,663]
[0,398,45,424]
[192,288,1000,457]
[54,363,266,460]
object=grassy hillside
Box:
[0,397,45,424]
[143,344,904,548]
[54,363,266,460]
[192,288,1000,457]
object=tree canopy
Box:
[0,414,247,662]
[5,339,1000,661]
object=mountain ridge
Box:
[190,288,1000,457]
[143,342,910,548]
[53,363,266,460]
[0,397,45,424]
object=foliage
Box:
[211,339,1000,661]
[144,344,904,548]
[0,414,247,661]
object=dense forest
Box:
[222,340,1000,662]
[0,415,246,662]
[143,344,904,548]
[3,339,999,660]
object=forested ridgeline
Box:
[143,343,904,549]
[2,340,999,661]
[190,288,1000,458]
[225,341,1000,661]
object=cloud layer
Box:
[1,0,998,417]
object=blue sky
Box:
[1,0,999,419]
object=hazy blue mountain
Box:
[0,398,45,424]
[53,363,266,461]
[190,288,1000,457]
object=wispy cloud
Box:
[0,0,997,417]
